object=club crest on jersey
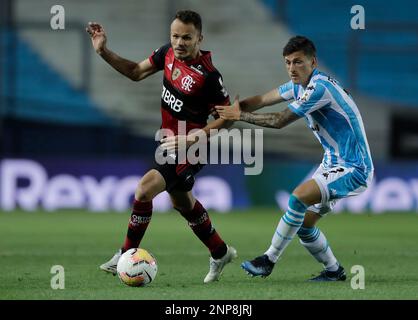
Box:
[172,68,181,80]
[181,75,196,92]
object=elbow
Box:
[275,122,284,129]
[130,72,141,82]
[273,117,284,129]
[129,66,141,81]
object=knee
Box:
[172,199,196,216]
[288,194,308,212]
[135,184,155,202]
[291,189,310,207]
[174,204,194,214]
[292,180,322,206]
[135,190,153,202]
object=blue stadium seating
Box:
[0,30,114,125]
[260,0,418,107]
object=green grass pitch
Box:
[0,209,417,300]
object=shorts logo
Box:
[172,68,181,80]
[322,167,345,179]
[181,75,196,92]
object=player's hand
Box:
[86,22,107,54]
[209,106,219,119]
[160,135,197,152]
[215,95,241,121]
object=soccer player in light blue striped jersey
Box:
[216,36,374,281]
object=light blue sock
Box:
[265,195,307,263]
[298,226,339,271]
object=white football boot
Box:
[99,249,122,275]
[204,245,238,283]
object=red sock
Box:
[177,200,227,259]
[122,199,153,252]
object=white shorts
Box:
[308,164,373,216]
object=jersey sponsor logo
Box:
[162,85,183,112]
[172,68,181,80]
[190,65,204,75]
[300,84,315,102]
[181,75,196,92]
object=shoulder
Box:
[149,44,172,70]
[203,69,229,101]
[313,70,342,89]
[308,70,331,93]
[153,43,171,55]
[279,80,294,92]
[200,53,225,86]
[150,43,172,62]
[204,69,227,94]
[198,50,219,73]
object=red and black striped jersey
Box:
[149,43,230,135]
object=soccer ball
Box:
[116,248,158,287]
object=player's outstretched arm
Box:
[160,117,233,152]
[239,108,300,129]
[86,22,157,81]
[216,97,300,129]
[240,88,285,112]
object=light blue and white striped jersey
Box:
[278,69,374,175]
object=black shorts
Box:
[153,161,205,193]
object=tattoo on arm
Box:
[239,108,300,129]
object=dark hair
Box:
[175,10,202,34]
[283,36,316,57]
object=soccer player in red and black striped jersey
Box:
[86,10,237,283]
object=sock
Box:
[298,226,339,271]
[265,194,307,263]
[176,200,227,259]
[122,199,153,252]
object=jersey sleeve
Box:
[148,43,171,71]
[205,71,230,106]
[278,80,294,101]
[288,82,329,117]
